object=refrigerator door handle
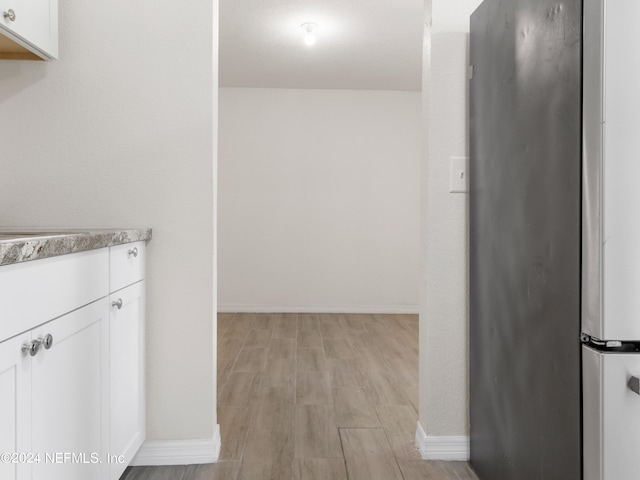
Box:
[629,376,640,395]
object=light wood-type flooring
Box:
[123,313,478,480]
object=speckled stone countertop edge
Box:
[0,228,152,266]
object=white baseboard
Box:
[130,425,221,466]
[415,422,469,461]
[217,304,419,314]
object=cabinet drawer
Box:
[0,248,109,341]
[110,242,145,292]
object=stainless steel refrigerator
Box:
[469,0,640,479]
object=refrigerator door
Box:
[469,0,582,479]
[583,0,640,341]
[583,346,640,480]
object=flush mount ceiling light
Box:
[301,22,317,46]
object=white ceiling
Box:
[219,0,425,91]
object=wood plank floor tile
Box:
[272,313,298,339]
[333,387,380,428]
[217,356,236,395]
[323,339,354,360]
[297,313,319,330]
[268,338,296,360]
[243,425,294,460]
[260,358,295,390]
[396,459,450,479]
[233,347,268,372]
[317,313,339,322]
[355,348,392,372]
[218,372,261,406]
[397,460,479,480]
[297,329,322,348]
[252,393,294,432]
[183,461,239,480]
[380,314,411,332]
[293,459,348,480]
[219,337,246,360]
[393,326,419,347]
[252,314,275,330]
[217,406,252,460]
[296,371,332,405]
[339,428,403,480]
[294,405,343,459]
[318,320,344,339]
[396,314,419,334]
[403,384,419,415]
[385,358,418,386]
[123,465,186,479]
[375,335,410,360]
[217,313,235,337]
[364,369,412,406]
[237,460,292,480]
[243,329,273,348]
[376,405,421,459]
[338,314,366,333]
[242,428,294,480]
[347,333,376,353]
[444,461,479,479]
[364,320,391,337]
[297,348,327,372]
[223,313,255,339]
[326,359,365,387]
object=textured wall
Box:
[218,87,421,313]
[420,0,483,437]
[422,32,470,436]
[0,0,217,441]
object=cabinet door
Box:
[0,0,58,58]
[31,299,109,480]
[0,334,31,480]
[109,281,145,480]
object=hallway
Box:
[125,313,476,479]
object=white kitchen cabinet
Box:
[31,299,109,480]
[0,300,109,480]
[0,236,147,480]
[0,0,57,60]
[109,281,145,480]
[0,334,31,480]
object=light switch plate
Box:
[449,156,468,193]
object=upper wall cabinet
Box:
[0,0,57,60]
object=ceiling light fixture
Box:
[301,23,317,46]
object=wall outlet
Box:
[449,156,468,193]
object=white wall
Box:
[419,0,482,448]
[0,0,217,445]
[218,87,421,313]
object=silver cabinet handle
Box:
[128,247,138,257]
[22,339,41,357]
[42,334,53,350]
[3,9,15,21]
[112,298,123,309]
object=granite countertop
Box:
[0,228,152,266]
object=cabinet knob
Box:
[112,298,123,310]
[3,9,15,21]
[22,339,41,357]
[128,247,139,258]
[42,334,54,350]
